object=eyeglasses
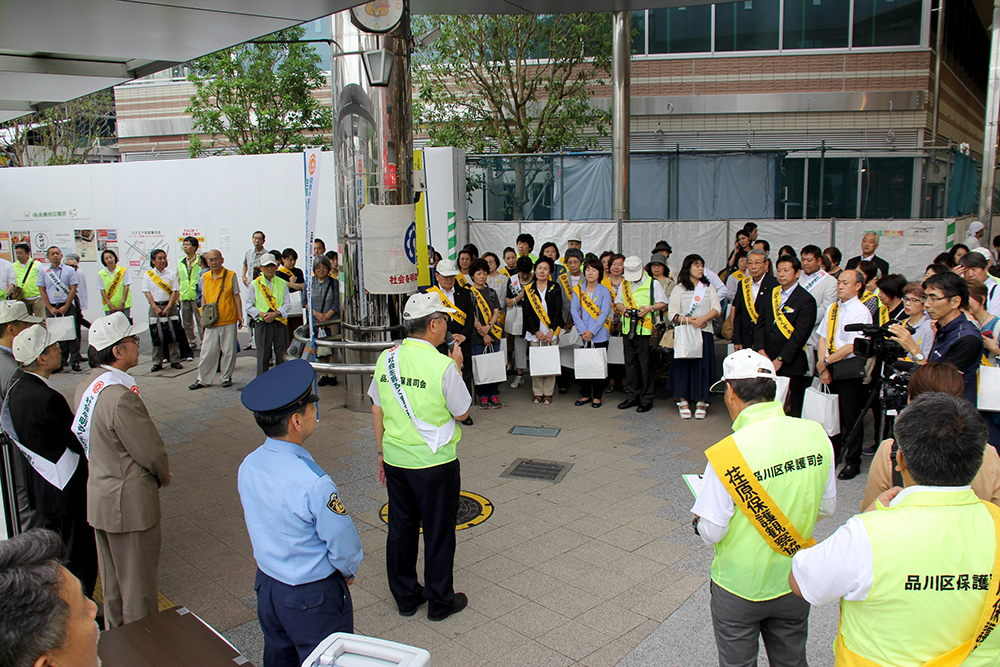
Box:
[117,335,140,346]
[925,294,954,303]
[902,296,925,305]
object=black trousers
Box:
[255,569,352,667]
[787,375,811,418]
[830,377,867,467]
[623,334,655,406]
[579,340,609,399]
[384,459,460,618]
[254,320,286,377]
[51,302,81,366]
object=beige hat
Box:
[12,324,59,364]
[88,312,149,352]
[259,253,278,267]
[403,292,456,320]
[623,256,644,282]
[435,259,460,277]
[0,300,42,326]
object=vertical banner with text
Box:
[303,148,322,338]
[361,204,418,294]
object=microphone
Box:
[844,323,871,332]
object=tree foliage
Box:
[412,14,612,155]
[0,91,115,167]
[186,25,331,157]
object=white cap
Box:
[88,312,149,352]
[969,221,985,235]
[709,349,777,393]
[259,253,278,267]
[12,324,58,364]
[0,300,42,325]
[972,246,993,263]
[435,259,460,277]
[567,234,582,243]
[623,255,644,282]
[403,292,456,320]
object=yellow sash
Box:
[833,501,1000,667]
[705,435,817,557]
[621,281,653,330]
[471,286,503,340]
[742,276,760,324]
[525,284,560,336]
[827,302,841,355]
[772,287,795,340]
[575,285,611,332]
[732,270,745,283]
[428,287,467,326]
[107,268,125,305]
[861,291,889,326]
[456,273,470,288]
[558,272,573,301]
[499,267,511,278]
[145,270,173,297]
[256,276,287,325]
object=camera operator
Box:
[860,274,909,455]
[889,272,982,404]
[817,269,872,480]
[861,362,1000,508]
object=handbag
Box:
[574,342,608,380]
[802,383,841,436]
[200,270,229,328]
[607,335,625,364]
[504,305,523,335]
[829,355,866,381]
[659,325,675,350]
[529,342,562,376]
[473,344,507,385]
[673,324,704,359]
[978,365,1000,411]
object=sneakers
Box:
[489,396,502,409]
[510,374,525,389]
[479,397,490,410]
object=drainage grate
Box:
[501,458,573,483]
[508,425,561,438]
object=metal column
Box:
[980,0,1000,226]
[331,9,411,412]
[612,11,631,247]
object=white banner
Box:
[361,204,418,294]
[303,148,321,333]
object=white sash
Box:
[44,266,70,298]
[385,346,456,454]
[802,270,827,293]
[1,382,79,490]
[684,281,708,317]
[72,368,140,460]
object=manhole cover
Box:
[508,425,561,437]
[501,458,573,483]
[379,491,493,531]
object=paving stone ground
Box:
[46,339,871,666]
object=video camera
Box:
[844,322,912,363]
[882,360,917,412]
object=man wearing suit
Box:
[7,323,97,597]
[798,246,837,375]
[74,312,171,628]
[732,249,778,351]
[845,232,890,278]
[754,255,817,417]
[425,259,476,426]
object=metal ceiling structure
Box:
[0,0,710,125]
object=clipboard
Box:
[683,473,704,498]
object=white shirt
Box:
[366,339,472,417]
[245,276,292,319]
[819,296,872,358]
[986,278,1000,319]
[669,283,721,333]
[613,278,669,307]
[705,268,729,302]
[791,485,971,605]
[0,259,16,294]
[691,439,838,547]
[141,267,178,302]
[751,274,765,302]
[779,282,797,307]
[908,314,935,359]
[799,270,838,346]
[25,371,55,389]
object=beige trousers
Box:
[95,523,161,628]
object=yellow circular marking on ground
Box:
[379,490,493,531]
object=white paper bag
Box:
[529,344,562,376]
[673,325,703,359]
[504,306,523,335]
[979,366,1000,411]
[574,347,608,379]
[560,345,575,369]
[46,316,77,342]
[727,343,736,357]
[607,336,625,365]
[802,384,841,436]
[473,346,507,385]
[558,326,580,348]
[775,376,790,407]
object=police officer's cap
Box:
[241,359,319,415]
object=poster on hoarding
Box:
[96,229,118,259]
[31,232,51,260]
[74,230,98,262]
[123,229,168,278]
[52,231,74,256]
[0,232,12,262]
[361,204,418,294]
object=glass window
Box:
[648,6,712,54]
[716,0,780,52]
[853,0,922,46]
[807,157,858,218]
[860,158,914,218]
[783,0,850,49]
[632,10,646,54]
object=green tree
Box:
[0,91,115,167]
[186,25,331,157]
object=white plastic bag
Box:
[558,326,580,348]
[978,366,1000,411]
[774,376,790,407]
[575,346,608,380]
[529,343,562,376]
[472,345,507,385]
[802,383,841,436]
[673,325,704,359]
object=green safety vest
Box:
[253,276,287,323]
[710,401,830,601]
[99,267,132,309]
[621,276,655,336]
[374,339,461,469]
[838,489,1000,667]
[13,260,40,299]
[178,256,199,301]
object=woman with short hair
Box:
[522,256,564,404]
[470,258,503,409]
[99,250,132,318]
[571,258,612,407]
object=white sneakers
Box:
[510,375,525,389]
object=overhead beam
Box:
[0,54,129,79]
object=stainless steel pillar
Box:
[331,9,412,412]
[980,0,1000,226]
[612,11,631,244]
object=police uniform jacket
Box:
[752,284,817,377]
[74,367,170,533]
[732,273,778,348]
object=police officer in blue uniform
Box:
[238,359,363,667]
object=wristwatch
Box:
[692,516,701,536]
[913,352,925,362]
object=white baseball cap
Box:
[403,292,456,321]
[259,253,278,267]
[568,234,582,243]
[0,300,42,326]
[972,246,993,263]
[88,312,148,352]
[623,255,644,282]
[710,349,777,393]
[12,324,62,364]
[435,259,460,277]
